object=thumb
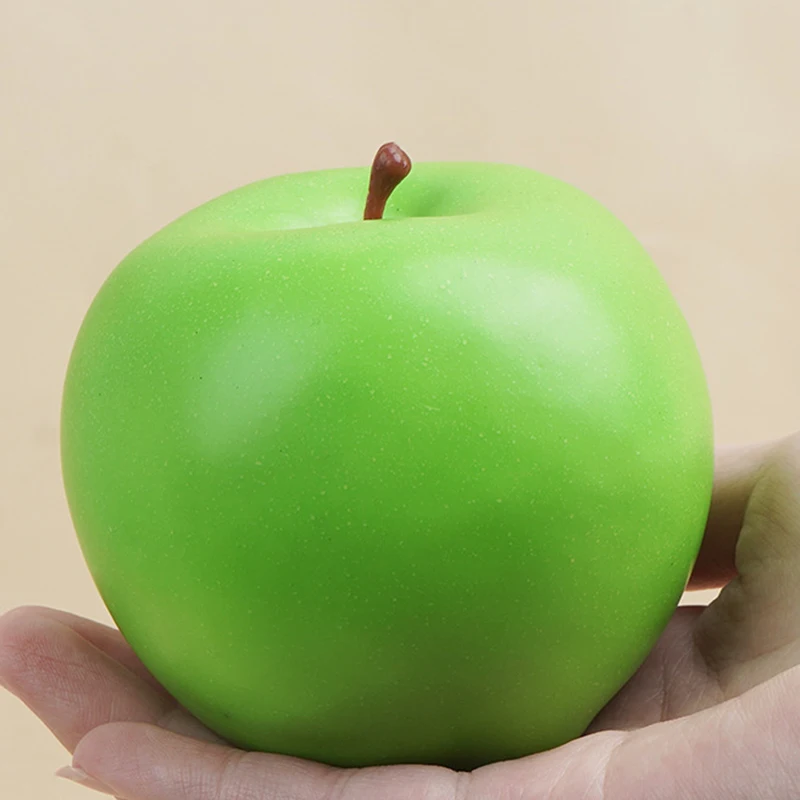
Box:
[64,723,458,800]
[487,663,800,799]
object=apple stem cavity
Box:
[363,143,412,221]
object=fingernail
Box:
[55,765,115,794]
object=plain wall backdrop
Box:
[2,1,799,797]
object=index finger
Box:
[686,438,777,590]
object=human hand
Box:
[2,434,800,798]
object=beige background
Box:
[2,1,799,797]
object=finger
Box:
[0,606,221,754]
[695,434,800,694]
[475,664,800,799]
[687,439,776,590]
[68,722,461,800]
[1,605,166,693]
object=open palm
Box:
[2,436,800,798]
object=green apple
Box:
[61,143,713,770]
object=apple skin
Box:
[61,161,713,770]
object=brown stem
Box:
[363,142,412,220]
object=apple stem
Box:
[363,143,412,220]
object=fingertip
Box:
[0,606,66,692]
[55,764,116,795]
[688,439,777,589]
[71,721,158,797]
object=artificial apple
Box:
[61,143,713,770]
